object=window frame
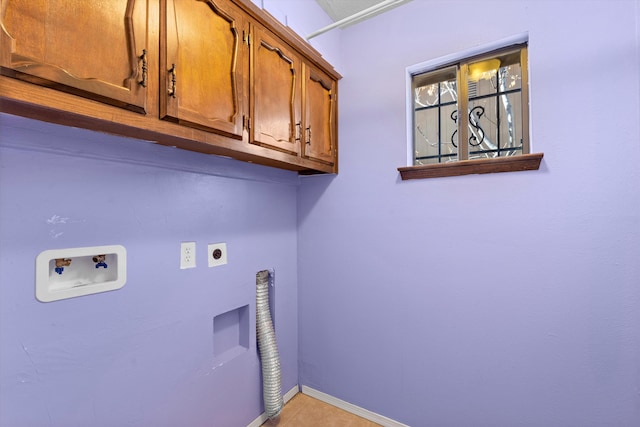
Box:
[400,33,543,180]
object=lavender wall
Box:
[0,113,300,427]
[3,0,639,425]
[257,0,341,70]
[298,1,640,426]
[0,2,337,426]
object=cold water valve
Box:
[93,254,108,269]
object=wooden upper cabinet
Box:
[0,0,340,173]
[249,24,300,156]
[161,0,246,139]
[0,0,148,113]
[302,63,337,166]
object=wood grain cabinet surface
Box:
[0,0,341,174]
[0,0,149,113]
[250,24,301,156]
[302,63,337,167]
[161,0,246,139]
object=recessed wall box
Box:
[35,245,127,302]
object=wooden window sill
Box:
[397,152,544,180]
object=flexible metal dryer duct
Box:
[256,270,283,419]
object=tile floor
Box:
[261,393,381,427]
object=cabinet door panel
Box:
[162,0,245,138]
[303,64,336,165]
[250,26,299,155]
[0,0,148,112]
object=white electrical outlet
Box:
[180,242,196,269]
[208,243,227,267]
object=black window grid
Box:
[414,73,523,163]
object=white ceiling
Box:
[315,0,386,22]
[314,0,411,26]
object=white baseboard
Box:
[246,385,300,427]
[301,385,410,427]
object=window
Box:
[399,41,542,180]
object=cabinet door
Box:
[0,0,148,113]
[302,63,337,166]
[250,25,300,155]
[162,0,245,139]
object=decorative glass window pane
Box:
[467,99,496,159]
[500,92,523,154]
[440,103,458,162]
[414,108,438,162]
[413,67,457,165]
